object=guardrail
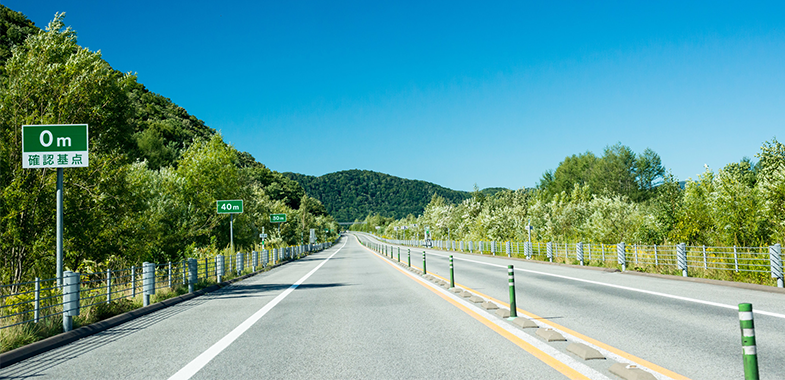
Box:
[371,235,784,288]
[1,241,337,338]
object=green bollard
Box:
[423,251,427,274]
[408,249,411,267]
[398,247,400,262]
[508,265,518,318]
[449,255,454,288]
[739,303,759,380]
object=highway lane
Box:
[1,235,588,379]
[358,233,785,380]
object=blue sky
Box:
[8,1,785,191]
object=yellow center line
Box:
[357,239,591,380]
[405,254,691,380]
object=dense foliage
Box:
[0,9,338,286]
[284,169,475,221]
[358,143,785,248]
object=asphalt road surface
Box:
[1,235,609,379]
[356,232,785,380]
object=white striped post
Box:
[738,303,759,380]
[577,242,584,266]
[677,243,688,277]
[617,242,626,271]
[770,243,783,288]
[547,242,553,262]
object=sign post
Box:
[217,200,243,254]
[22,124,89,287]
[270,213,286,235]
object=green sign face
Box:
[217,200,243,214]
[22,124,89,168]
[270,213,286,223]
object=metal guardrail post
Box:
[188,258,197,293]
[217,255,224,283]
[131,266,136,298]
[252,251,258,272]
[677,243,688,277]
[547,242,553,262]
[577,242,584,266]
[703,245,707,270]
[506,241,511,257]
[654,245,658,266]
[508,265,517,318]
[34,277,40,323]
[770,244,783,288]
[449,256,455,288]
[236,252,243,275]
[182,260,186,285]
[423,251,427,274]
[168,262,172,288]
[106,269,111,304]
[143,262,155,307]
[617,242,626,271]
[738,303,759,380]
[491,241,496,256]
[63,270,79,332]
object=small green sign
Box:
[22,124,89,168]
[217,200,243,214]
[270,213,286,223]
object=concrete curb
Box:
[0,254,310,369]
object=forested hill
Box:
[284,170,474,221]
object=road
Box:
[357,233,785,380]
[1,235,595,379]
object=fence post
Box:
[182,260,186,285]
[142,262,155,307]
[131,266,136,298]
[423,251,427,274]
[587,243,591,262]
[602,243,605,263]
[508,265,517,318]
[252,251,258,272]
[617,242,626,271]
[634,244,639,265]
[34,277,40,323]
[168,262,172,288]
[188,258,197,293]
[491,241,496,256]
[236,252,243,275]
[577,242,584,266]
[738,303,759,380]
[654,245,658,266]
[547,242,553,262]
[449,256,455,288]
[770,243,783,288]
[734,246,739,273]
[703,245,707,270]
[106,269,111,304]
[677,243,688,277]
[204,258,208,280]
[63,270,80,332]
[217,255,224,283]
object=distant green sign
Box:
[217,200,243,214]
[270,214,286,223]
[22,124,89,168]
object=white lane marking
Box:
[363,246,612,380]
[374,237,785,320]
[169,239,348,380]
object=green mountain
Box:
[283,170,476,221]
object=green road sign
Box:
[217,200,243,214]
[22,124,89,168]
[270,213,286,223]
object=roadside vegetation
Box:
[0,8,339,290]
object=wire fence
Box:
[382,237,784,288]
[0,242,336,335]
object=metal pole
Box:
[34,277,40,323]
[738,303,759,380]
[230,214,234,255]
[56,168,63,286]
[106,269,111,304]
[508,265,517,318]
